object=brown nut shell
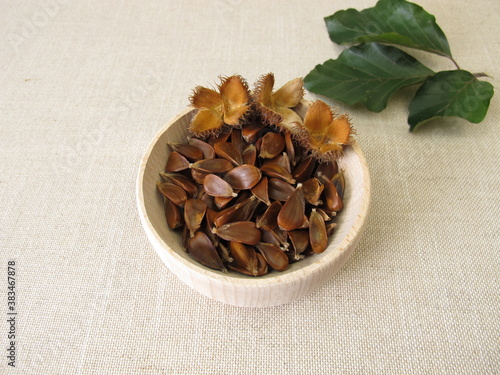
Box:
[203,174,237,198]
[214,196,258,227]
[271,227,289,248]
[287,229,309,255]
[230,129,246,153]
[256,242,289,272]
[214,142,243,166]
[302,177,324,206]
[242,144,257,166]
[260,229,281,247]
[184,198,207,237]
[320,175,343,212]
[208,131,231,145]
[260,163,295,184]
[331,172,345,200]
[217,242,232,263]
[256,201,282,231]
[251,176,270,205]
[326,221,337,237]
[203,208,220,247]
[224,165,262,190]
[198,191,218,211]
[263,152,291,173]
[188,138,215,159]
[163,197,183,229]
[256,253,269,276]
[191,158,234,174]
[171,143,204,161]
[156,182,188,207]
[277,185,305,231]
[214,221,261,245]
[229,242,259,276]
[191,169,209,185]
[227,263,256,276]
[214,195,235,210]
[259,132,285,159]
[187,232,226,271]
[284,132,296,166]
[241,121,266,144]
[315,160,338,180]
[182,225,190,250]
[165,151,190,172]
[316,208,333,221]
[309,209,328,253]
[268,178,295,201]
[292,156,316,183]
[160,172,199,198]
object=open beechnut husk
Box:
[157,73,355,276]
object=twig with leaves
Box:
[304,0,494,131]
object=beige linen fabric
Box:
[1,0,499,374]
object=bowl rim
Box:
[136,105,371,287]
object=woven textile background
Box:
[1,0,499,374]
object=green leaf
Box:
[304,43,434,112]
[325,0,452,58]
[408,70,494,130]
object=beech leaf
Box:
[408,70,494,131]
[304,43,434,112]
[325,0,452,58]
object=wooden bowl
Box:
[136,101,370,307]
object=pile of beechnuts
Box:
[156,74,354,276]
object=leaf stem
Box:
[449,56,461,70]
